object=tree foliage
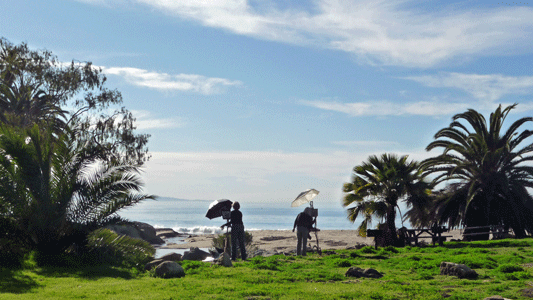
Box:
[422,104,533,237]
[0,123,155,259]
[0,37,150,166]
[342,153,431,245]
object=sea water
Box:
[118,197,362,234]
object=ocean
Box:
[118,197,362,234]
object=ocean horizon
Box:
[118,197,408,235]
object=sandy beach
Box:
[159,229,465,253]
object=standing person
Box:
[292,207,314,256]
[221,201,247,261]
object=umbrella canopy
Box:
[206,199,233,219]
[291,189,319,207]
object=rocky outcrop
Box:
[154,261,185,278]
[182,247,210,261]
[106,222,164,245]
[155,228,183,239]
[440,262,478,279]
[345,267,383,278]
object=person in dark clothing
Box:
[221,201,247,261]
[292,207,314,256]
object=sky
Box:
[2,0,533,208]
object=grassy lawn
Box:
[2,239,533,299]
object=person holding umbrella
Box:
[221,201,247,261]
[292,207,314,256]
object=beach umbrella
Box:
[291,189,320,207]
[205,199,233,219]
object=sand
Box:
[159,229,464,253]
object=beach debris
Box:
[440,262,478,279]
[182,247,210,261]
[154,261,185,278]
[345,267,383,278]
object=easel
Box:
[221,209,231,255]
[308,201,321,255]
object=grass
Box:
[2,238,533,299]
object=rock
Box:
[154,261,185,278]
[182,247,210,261]
[159,252,182,262]
[134,222,165,244]
[155,228,182,238]
[440,262,478,279]
[345,267,383,278]
[145,259,164,271]
[483,296,512,300]
[106,222,164,245]
[214,252,232,267]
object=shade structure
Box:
[291,189,319,207]
[205,199,233,219]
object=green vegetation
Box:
[342,153,432,244]
[3,239,533,299]
[0,38,154,266]
[422,104,533,236]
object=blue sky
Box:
[2,0,533,207]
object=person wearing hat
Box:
[221,201,247,261]
[292,207,314,256]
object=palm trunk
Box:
[385,205,398,246]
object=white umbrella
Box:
[291,189,320,207]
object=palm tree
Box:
[0,122,155,260]
[421,104,533,237]
[342,153,431,246]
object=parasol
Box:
[205,199,233,219]
[291,189,319,207]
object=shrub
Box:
[360,246,377,254]
[212,231,253,249]
[498,264,524,273]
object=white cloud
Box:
[131,110,186,130]
[142,149,435,204]
[332,140,400,148]
[300,99,469,117]
[81,0,533,68]
[102,67,242,94]
[402,73,533,102]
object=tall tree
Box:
[421,104,533,237]
[343,153,431,246]
[0,122,155,259]
[0,38,150,166]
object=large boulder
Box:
[182,247,210,261]
[159,252,182,262]
[145,259,164,271]
[154,261,185,278]
[440,262,478,279]
[106,222,164,245]
[345,267,383,278]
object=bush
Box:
[498,264,524,273]
[212,231,253,249]
[360,246,377,254]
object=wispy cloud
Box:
[402,72,533,102]
[79,0,533,68]
[102,67,242,94]
[331,140,400,148]
[300,99,469,117]
[131,110,186,130]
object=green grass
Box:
[3,238,533,299]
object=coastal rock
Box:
[106,222,164,245]
[145,259,164,271]
[214,252,233,267]
[155,228,182,239]
[182,247,210,261]
[159,252,182,262]
[345,267,383,278]
[440,262,478,279]
[154,261,185,278]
